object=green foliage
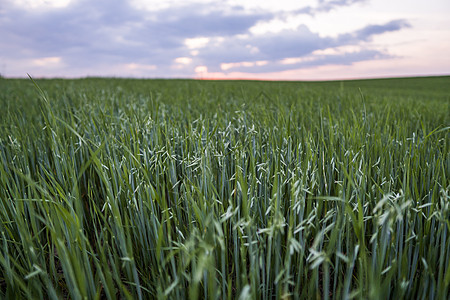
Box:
[0,76,449,299]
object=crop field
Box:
[0,76,449,299]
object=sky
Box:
[1,0,449,80]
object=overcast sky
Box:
[1,0,449,79]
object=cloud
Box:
[317,0,366,12]
[337,19,411,44]
[0,0,411,77]
[154,7,271,38]
[193,26,332,71]
[293,0,367,15]
[215,49,391,73]
[0,1,270,68]
[192,20,410,73]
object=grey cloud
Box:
[193,19,408,73]
[196,26,332,71]
[252,27,332,59]
[0,0,270,69]
[337,19,411,44]
[1,0,142,59]
[218,49,391,74]
[318,0,366,11]
[354,19,411,39]
[154,8,271,38]
[293,0,366,16]
[0,0,411,77]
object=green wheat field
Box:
[0,76,449,299]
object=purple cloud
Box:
[0,0,411,77]
[337,19,411,44]
[192,20,410,73]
